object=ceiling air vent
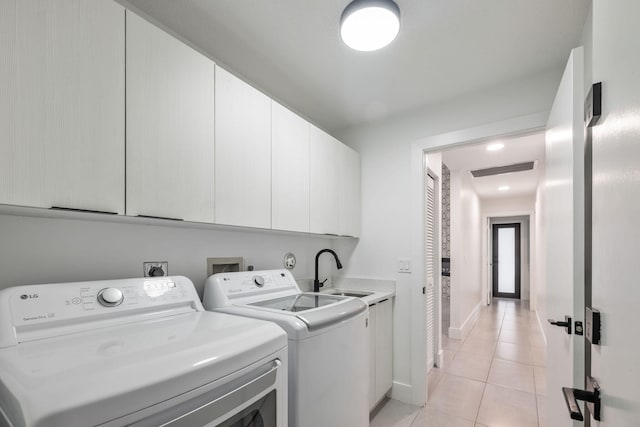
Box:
[470,161,535,178]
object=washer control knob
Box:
[253,275,265,287]
[97,288,124,307]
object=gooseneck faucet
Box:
[313,249,343,292]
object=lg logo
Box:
[20,294,38,300]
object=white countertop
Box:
[321,288,395,305]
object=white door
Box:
[338,144,361,237]
[590,0,640,424]
[425,174,436,371]
[544,46,585,426]
[215,66,271,228]
[0,0,125,214]
[126,12,215,223]
[309,126,339,235]
[271,101,310,233]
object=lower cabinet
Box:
[369,298,393,411]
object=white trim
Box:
[535,310,548,347]
[410,111,548,407]
[390,381,413,403]
[448,303,481,340]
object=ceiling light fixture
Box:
[340,0,401,52]
[486,143,504,152]
[498,186,510,191]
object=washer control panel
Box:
[216,270,298,297]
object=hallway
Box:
[370,299,547,426]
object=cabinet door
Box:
[368,304,377,411]
[309,126,339,234]
[339,144,361,237]
[126,12,215,222]
[0,0,125,213]
[375,298,393,400]
[271,101,309,232]
[214,66,271,228]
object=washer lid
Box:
[0,311,287,427]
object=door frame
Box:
[491,223,522,299]
[409,112,547,405]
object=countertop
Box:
[321,287,395,306]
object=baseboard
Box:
[448,303,481,340]
[535,311,547,346]
[390,381,412,404]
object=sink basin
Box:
[327,290,374,298]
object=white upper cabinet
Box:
[339,144,361,237]
[126,12,215,223]
[0,0,125,213]
[214,66,271,228]
[271,101,310,232]
[309,126,340,235]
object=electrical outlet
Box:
[143,261,168,277]
[398,258,412,273]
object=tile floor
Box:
[370,299,547,427]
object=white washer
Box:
[203,269,369,427]
[0,276,288,427]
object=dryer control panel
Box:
[0,276,203,348]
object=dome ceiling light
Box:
[340,0,401,52]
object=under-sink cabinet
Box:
[368,298,393,411]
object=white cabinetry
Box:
[339,144,361,237]
[0,0,125,213]
[214,66,271,228]
[271,101,310,232]
[309,126,340,234]
[368,303,378,410]
[126,12,215,223]
[369,298,393,411]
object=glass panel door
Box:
[492,223,521,298]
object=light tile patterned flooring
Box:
[370,299,547,427]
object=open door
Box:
[544,46,585,426]
[588,0,640,424]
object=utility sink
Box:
[326,290,374,298]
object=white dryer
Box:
[0,276,287,427]
[203,269,369,427]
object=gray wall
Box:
[0,213,336,296]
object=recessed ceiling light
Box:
[340,0,401,52]
[498,185,510,191]
[486,143,504,152]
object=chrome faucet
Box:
[313,249,343,292]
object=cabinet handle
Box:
[137,214,184,221]
[51,206,118,215]
[368,303,376,307]
[379,298,389,303]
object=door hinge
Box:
[422,286,426,295]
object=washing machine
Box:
[0,276,287,427]
[203,269,369,427]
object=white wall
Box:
[449,171,483,338]
[534,180,546,340]
[334,68,560,402]
[0,213,336,296]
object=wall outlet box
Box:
[398,258,412,273]
[143,261,168,277]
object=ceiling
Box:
[125,0,589,133]
[442,132,545,200]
